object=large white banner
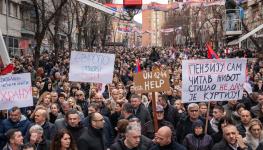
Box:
[0,73,33,110]
[69,51,115,84]
[182,58,247,103]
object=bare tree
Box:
[31,0,68,67]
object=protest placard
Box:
[69,51,115,84]
[134,70,170,93]
[0,73,33,110]
[182,58,247,103]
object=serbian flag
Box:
[0,29,14,75]
[135,59,141,73]
[206,43,219,59]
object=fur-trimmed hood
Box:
[244,131,263,150]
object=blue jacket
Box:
[0,115,31,149]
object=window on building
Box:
[13,3,18,18]
[0,0,3,14]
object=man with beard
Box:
[83,103,114,148]
[78,112,106,150]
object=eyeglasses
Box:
[75,94,83,96]
[190,110,199,112]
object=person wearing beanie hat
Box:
[244,119,263,150]
[183,119,214,150]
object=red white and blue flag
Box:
[206,43,219,59]
[135,59,141,73]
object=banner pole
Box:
[152,92,158,132]
[205,101,211,134]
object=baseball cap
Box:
[156,105,164,112]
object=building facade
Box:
[142,7,165,47]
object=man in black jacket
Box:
[130,94,151,126]
[158,95,180,128]
[26,107,55,141]
[142,105,175,140]
[237,110,252,137]
[65,109,87,141]
[83,103,114,148]
[149,126,186,150]
[212,125,252,150]
[78,112,106,150]
[110,123,153,150]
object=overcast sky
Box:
[113,0,168,23]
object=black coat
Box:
[163,104,180,128]
[183,133,213,150]
[110,135,153,150]
[26,122,55,141]
[176,116,215,144]
[83,116,114,147]
[33,139,51,150]
[237,123,247,138]
[142,119,175,140]
[149,141,186,150]
[134,104,152,126]
[256,142,263,150]
[77,126,106,150]
[212,140,252,150]
[66,124,88,142]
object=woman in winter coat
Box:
[183,120,213,150]
[244,119,263,150]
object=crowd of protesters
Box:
[0,46,263,150]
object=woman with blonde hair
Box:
[67,97,82,112]
[244,119,263,150]
[36,92,51,109]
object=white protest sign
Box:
[182,58,247,103]
[0,73,33,110]
[69,51,115,84]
